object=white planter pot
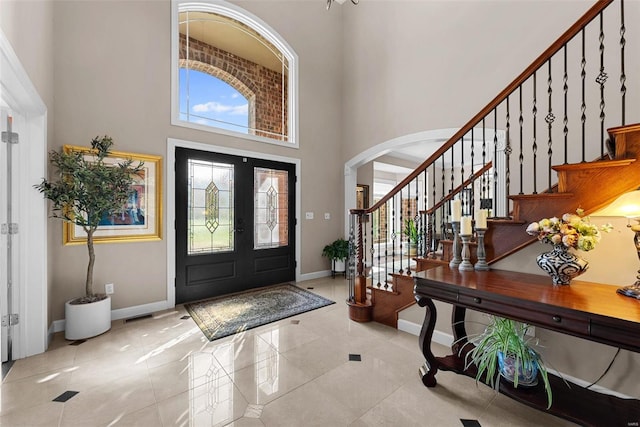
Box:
[334,259,346,273]
[65,295,111,340]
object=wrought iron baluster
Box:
[391,194,396,279]
[581,28,587,162]
[620,0,626,125]
[505,96,512,212]
[384,201,389,290]
[493,109,499,214]
[441,154,446,239]
[369,209,374,287]
[597,11,607,157]
[518,85,524,194]
[399,187,404,275]
[532,71,538,194]
[450,147,455,194]
[470,128,475,216]
[416,174,421,257]
[376,208,381,288]
[546,59,555,192]
[431,164,436,256]
[563,44,569,164]
[482,118,487,202]
[461,137,465,196]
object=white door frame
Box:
[166,138,302,308]
[0,29,48,358]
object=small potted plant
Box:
[322,238,350,277]
[35,136,143,340]
[459,316,553,409]
[403,218,419,256]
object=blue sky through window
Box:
[179,68,249,133]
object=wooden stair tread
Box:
[509,192,574,200]
[486,218,527,225]
[552,158,635,171]
[608,122,640,135]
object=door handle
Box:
[235,227,244,233]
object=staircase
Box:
[346,0,640,326]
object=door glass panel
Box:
[188,159,234,255]
[254,167,288,249]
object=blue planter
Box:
[497,351,539,387]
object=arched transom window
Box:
[172,1,298,146]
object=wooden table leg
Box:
[450,305,468,355]
[416,295,438,387]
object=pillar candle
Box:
[451,199,462,221]
[476,209,488,229]
[460,216,472,235]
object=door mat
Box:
[185,284,335,341]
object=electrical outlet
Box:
[105,283,114,294]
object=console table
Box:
[413,266,640,426]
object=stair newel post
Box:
[353,209,367,304]
[347,208,373,322]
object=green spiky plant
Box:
[460,316,553,409]
[403,218,419,245]
[34,136,143,303]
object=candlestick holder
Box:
[449,221,462,268]
[474,228,490,271]
[458,234,474,271]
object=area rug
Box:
[185,284,335,341]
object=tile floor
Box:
[0,277,575,426]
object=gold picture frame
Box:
[63,145,163,245]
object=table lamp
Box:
[595,190,640,299]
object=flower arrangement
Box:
[526,208,612,251]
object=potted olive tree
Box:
[35,136,142,340]
[459,316,553,409]
[322,238,350,278]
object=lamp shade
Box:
[593,190,640,218]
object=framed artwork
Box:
[356,184,369,209]
[63,146,163,245]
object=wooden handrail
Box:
[365,0,613,214]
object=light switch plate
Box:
[305,212,314,220]
[324,213,331,220]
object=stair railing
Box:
[347,0,637,319]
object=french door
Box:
[175,148,296,303]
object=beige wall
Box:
[340,0,595,161]
[45,0,344,320]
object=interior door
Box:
[175,148,296,304]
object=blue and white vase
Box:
[536,244,589,285]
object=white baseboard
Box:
[395,319,631,399]
[397,319,454,347]
[49,299,173,335]
[299,270,332,281]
